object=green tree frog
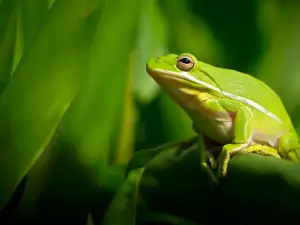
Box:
[146,53,300,178]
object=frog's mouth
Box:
[146,64,221,93]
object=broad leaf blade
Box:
[0,0,100,211]
[0,0,17,92]
[15,0,140,223]
[20,0,49,51]
[256,3,300,115]
[58,0,140,188]
[133,0,168,103]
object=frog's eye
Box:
[176,55,195,71]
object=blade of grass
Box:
[101,168,144,225]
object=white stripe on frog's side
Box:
[153,68,282,124]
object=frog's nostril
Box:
[157,57,160,60]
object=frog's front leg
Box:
[196,95,254,178]
[203,98,254,178]
[218,110,254,177]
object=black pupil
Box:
[180,57,191,64]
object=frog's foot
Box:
[217,143,250,178]
[201,160,218,184]
[246,144,281,159]
[217,144,281,178]
[204,148,220,170]
[208,154,218,170]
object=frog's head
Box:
[146,53,223,109]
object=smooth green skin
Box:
[146,53,300,179]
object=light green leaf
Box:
[0,0,101,211]
[158,93,194,141]
[160,0,223,64]
[59,0,140,188]
[256,3,300,115]
[14,0,139,222]
[133,0,168,103]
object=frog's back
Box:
[200,62,295,132]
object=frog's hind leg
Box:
[217,143,281,178]
[241,144,281,159]
[277,132,300,162]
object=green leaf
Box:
[0,0,101,211]
[134,146,215,223]
[128,143,300,225]
[127,137,198,174]
[137,210,199,225]
[7,0,140,223]
[11,5,23,75]
[160,0,223,64]
[13,137,59,222]
[104,137,199,225]
[86,213,95,225]
[158,93,194,141]
[104,168,199,225]
[101,168,144,225]
[59,0,140,189]
[126,140,215,224]
[14,0,140,223]
[0,0,17,92]
[0,0,16,46]
[256,3,300,115]
[114,56,136,165]
[219,154,300,225]
[20,0,49,51]
[133,0,168,103]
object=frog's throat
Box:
[151,68,282,123]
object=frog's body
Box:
[146,53,300,177]
[181,62,295,147]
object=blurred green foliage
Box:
[0,0,300,224]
